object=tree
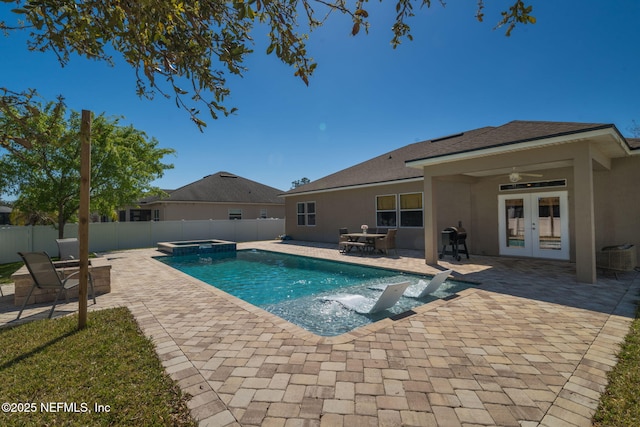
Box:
[0,0,535,130]
[291,177,311,189]
[0,95,175,238]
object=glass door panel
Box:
[499,196,530,256]
[499,192,568,260]
[505,198,526,249]
[535,196,561,251]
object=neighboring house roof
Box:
[0,206,12,213]
[141,172,284,205]
[284,120,638,196]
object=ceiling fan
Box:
[506,167,543,183]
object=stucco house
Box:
[282,120,640,283]
[0,206,11,225]
[120,171,285,222]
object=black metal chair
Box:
[16,251,96,319]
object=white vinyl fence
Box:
[0,219,285,264]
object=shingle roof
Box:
[628,137,640,149]
[144,172,284,204]
[285,120,633,195]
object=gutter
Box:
[405,125,634,169]
[279,177,424,198]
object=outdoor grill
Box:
[439,223,469,261]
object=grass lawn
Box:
[0,261,22,284]
[0,307,196,426]
[593,304,640,426]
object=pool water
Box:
[155,249,472,336]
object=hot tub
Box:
[157,239,237,256]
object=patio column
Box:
[573,144,597,284]
[423,172,439,264]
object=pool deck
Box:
[1,240,639,426]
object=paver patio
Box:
[1,240,638,426]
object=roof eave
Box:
[280,177,424,198]
[405,125,632,169]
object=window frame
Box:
[129,209,152,222]
[228,208,242,220]
[297,201,316,226]
[376,194,397,228]
[399,192,424,228]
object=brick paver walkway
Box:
[1,240,638,426]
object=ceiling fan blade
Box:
[520,173,543,177]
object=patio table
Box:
[342,233,386,254]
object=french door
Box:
[498,191,569,260]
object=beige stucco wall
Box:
[284,180,477,251]
[465,165,577,258]
[286,142,640,270]
[593,156,640,266]
[138,202,285,221]
[284,181,426,249]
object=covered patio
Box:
[408,123,637,284]
[1,240,638,426]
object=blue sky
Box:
[1,1,639,192]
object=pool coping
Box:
[150,250,480,345]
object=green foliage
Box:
[0,0,535,130]
[0,261,22,284]
[0,307,197,426]
[0,92,175,236]
[291,177,311,189]
[593,306,640,426]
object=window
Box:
[376,193,423,228]
[153,209,160,221]
[400,193,423,227]
[376,195,397,227]
[260,208,268,219]
[130,209,152,222]
[229,209,242,220]
[297,202,316,226]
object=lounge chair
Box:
[322,281,409,314]
[369,269,452,298]
[374,229,397,255]
[409,269,452,298]
[16,251,96,319]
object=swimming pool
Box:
[155,249,472,336]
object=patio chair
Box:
[16,251,96,320]
[596,244,637,279]
[338,228,350,254]
[322,281,409,314]
[374,228,398,255]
